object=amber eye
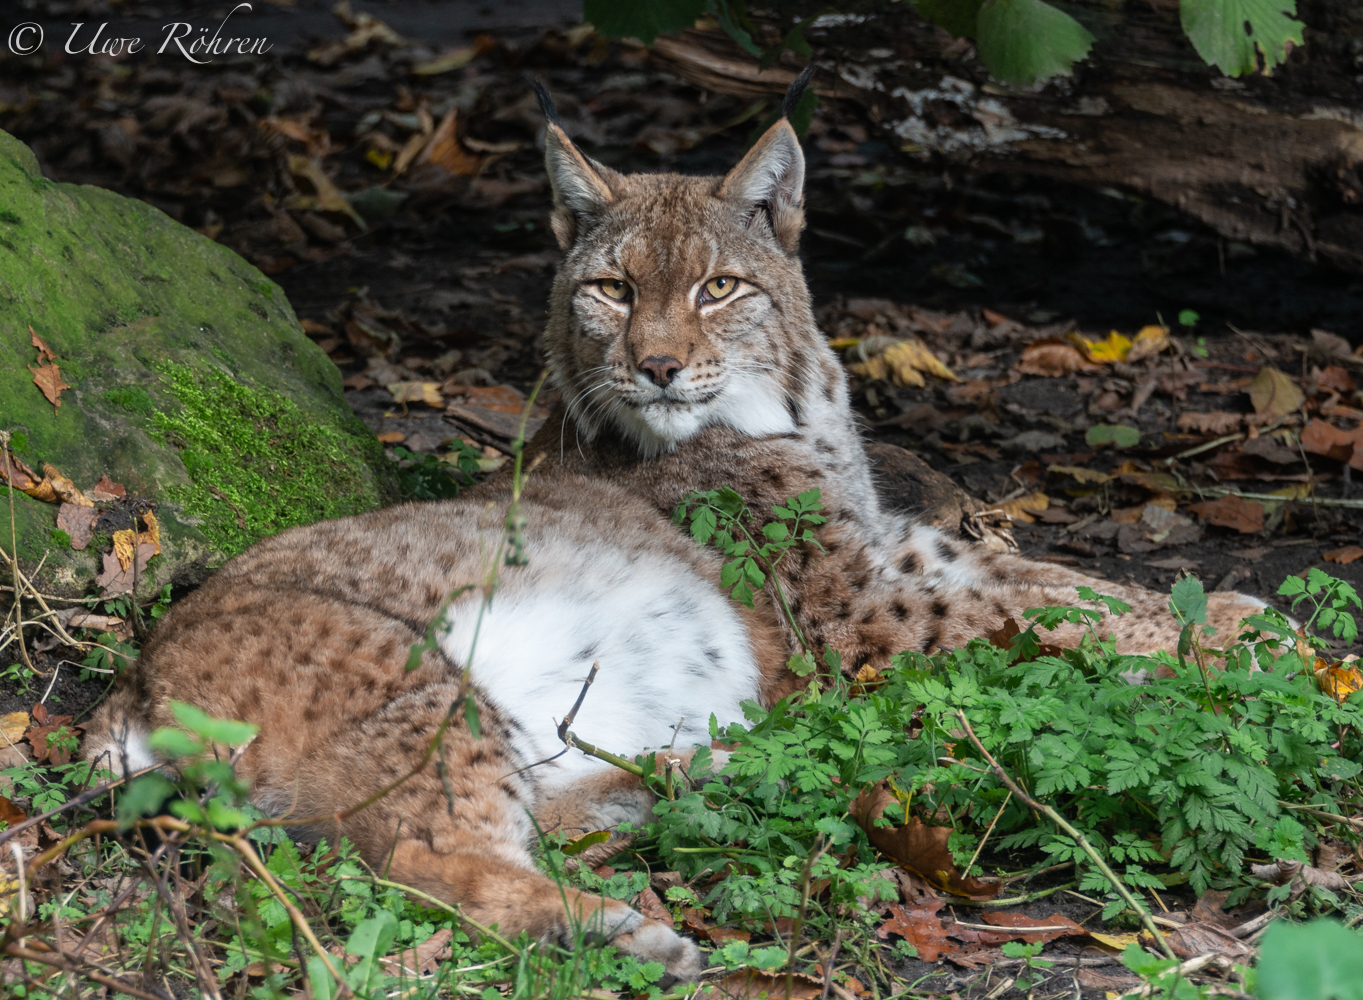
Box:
[599,279,632,301]
[703,276,738,301]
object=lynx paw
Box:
[612,920,703,983]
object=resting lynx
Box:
[84,78,1266,978]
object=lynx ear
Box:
[719,118,806,252]
[536,82,616,249]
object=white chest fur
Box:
[439,535,761,788]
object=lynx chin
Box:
[83,73,1269,980]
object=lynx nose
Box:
[639,355,683,387]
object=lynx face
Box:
[542,118,825,455]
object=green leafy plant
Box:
[1085,423,1142,449]
[1003,939,1054,991]
[674,486,827,673]
[391,443,481,501]
[1256,919,1363,1000]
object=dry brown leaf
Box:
[25,705,82,766]
[97,510,160,596]
[851,783,1001,899]
[378,928,453,977]
[712,969,825,999]
[1249,859,1356,894]
[877,901,951,962]
[417,110,481,177]
[376,431,406,444]
[29,361,71,409]
[446,384,527,413]
[987,617,1065,658]
[0,795,25,827]
[998,492,1048,523]
[30,326,55,361]
[977,911,1087,943]
[387,381,443,407]
[343,374,376,391]
[1247,367,1305,420]
[1014,338,1103,377]
[1300,418,1363,470]
[633,886,672,925]
[56,503,98,551]
[89,475,126,501]
[18,463,93,506]
[1177,411,1243,435]
[1316,365,1356,395]
[1126,324,1171,362]
[1188,495,1266,534]
[1324,545,1363,565]
[286,154,366,229]
[66,612,125,632]
[0,449,42,493]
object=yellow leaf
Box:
[1,711,29,745]
[999,492,1049,523]
[884,339,958,384]
[827,337,862,349]
[1316,655,1363,704]
[0,876,20,919]
[1069,330,1132,363]
[1247,367,1305,420]
[1047,465,1113,484]
[387,381,444,407]
[285,154,367,230]
[411,45,479,75]
[112,511,162,570]
[1126,324,1170,362]
[365,147,394,170]
[1089,931,1142,952]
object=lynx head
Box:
[539,72,844,456]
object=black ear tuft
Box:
[781,65,817,121]
[532,77,563,127]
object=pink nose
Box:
[639,356,683,387]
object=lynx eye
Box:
[598,279,632,302]
[702,276,739,302]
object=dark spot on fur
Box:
[899,552,921,574]
[860,610,876,624]
[931,600,948,618]
[892,602,908,620]
[852,651,871,670]
[785,394,801,425]
[935,538,957,562]
[921,629,940,652]
[468,748,488,766]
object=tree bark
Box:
[649,0,1363,273]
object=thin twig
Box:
[1,432,36,675]
[965,791,1012,875]
[955,710,1177,960]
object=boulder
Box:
[0,129,391,599]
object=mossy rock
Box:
[0,129,393,598]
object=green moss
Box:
[50,528,71,548]
[0,209,19,224]
[149,364,384,557]
[103,386,155,415]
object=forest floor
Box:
[2,2,1363,998]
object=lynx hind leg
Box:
[305,692,702,981]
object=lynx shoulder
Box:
[83,76,1268,978]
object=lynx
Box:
[83,77,1267,980]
